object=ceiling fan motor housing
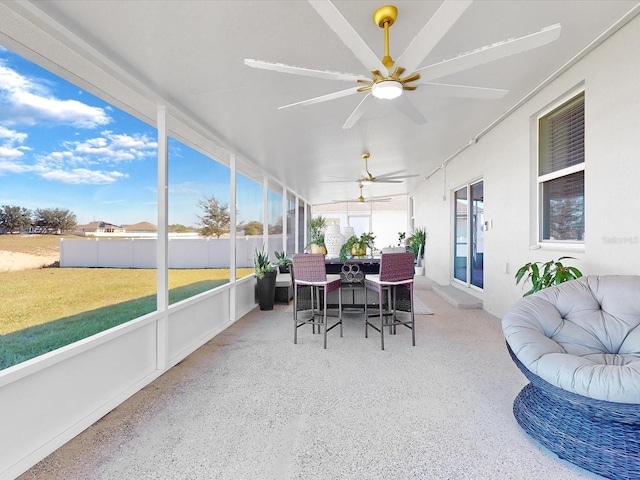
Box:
[373,5,398,28]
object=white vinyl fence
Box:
[59,236,283,268]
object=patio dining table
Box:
[294,256,411,312]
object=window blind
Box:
[539,92,585,176]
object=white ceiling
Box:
[10,0,640,204]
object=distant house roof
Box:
[76,221,124,232]
[122,222,157,232]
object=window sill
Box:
[530,243,585,254]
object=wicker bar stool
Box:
[291,254,343,349]
[364,252,415,350]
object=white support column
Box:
[156,105,169,370]
[282,186,287,254]
[263,175,269,252]
[294,196,300,254]
[304,201,309,253]
[229,154,237,283]
[229,154,237,321]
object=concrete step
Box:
[413,275,439,290]
[431,284,483,309]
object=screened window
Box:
[538,92,585,242]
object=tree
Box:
[34,208,77,234]
[169,224,193,233]
[268,216,283,235]
[0,205,32,233]
[238,220,263,236]
[197,195,230,238]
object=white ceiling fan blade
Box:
[373,169,406,179]
[308,0,388,77]
[343,93,372,129]
[377,174,420,181]
[416,24,562,82]
[332,197,392,203]
[395,0,473,74]
[393,95,428,125]
[244,59,368,82]
[278,86,361,110]
[419,82,508,99]
[367,179,404,184]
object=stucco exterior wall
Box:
[412,15,640,317]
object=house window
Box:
[538,91,585,242]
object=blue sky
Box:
[0,45,264,227]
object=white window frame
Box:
[536,89,585,245]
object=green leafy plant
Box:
[515,256,583,296]
[339,232,376,261]
[307,215,327,247]
[408,227,427,265]
[274,250,292,266]
[254,247,275,279]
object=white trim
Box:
[537,162,585,184]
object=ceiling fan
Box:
[332,183,391,203]
[245,0,561,129]
[322,153,418,184]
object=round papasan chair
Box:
[502,275,640,480]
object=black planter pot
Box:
[278,264,290,274]
[257,270,277,310]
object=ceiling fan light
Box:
[372,80,403,100]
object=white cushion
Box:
[296,274,341,286]
[502,275,640,403]
[381,247,406,254]
[366,274,412,286]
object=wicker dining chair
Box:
[291,253,343,349]
[364,252,415,350]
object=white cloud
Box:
[29,130,157,184]
[169,181,202,196]
[0,125,29,159]
[0,159,31,174]
[0,147,25,159]
[61,131,157,163]
[40,168,128,185]
[0,60,110,128]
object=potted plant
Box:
[274,250,292,273]
[408,227,427,275]
[307,215,327,254]
[515,256,583,296]
[254,247,277,310]
[339,232,376,261]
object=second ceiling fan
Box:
[245,0,561,129]
[332,183,391,204]
[322,153,418,185]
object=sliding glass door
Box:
[453,181,484,289]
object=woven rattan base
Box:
[508,345,640,480]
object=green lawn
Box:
[0,266,254,370]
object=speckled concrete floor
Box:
[19,278,600,480]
